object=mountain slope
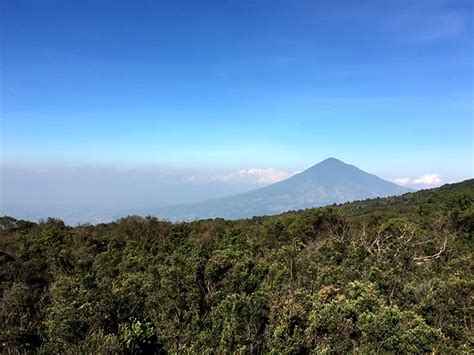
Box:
[156,158,411,220]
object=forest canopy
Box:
[1,180,473,353]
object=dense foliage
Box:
[1,180,473,353]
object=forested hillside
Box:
[1,180,473,353]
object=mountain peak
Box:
[304,157,353,174]
[318,157,346,165]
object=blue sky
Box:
[1,0,473,186]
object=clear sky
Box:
[1,0,473,192]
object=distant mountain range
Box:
[155,158,411,220]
